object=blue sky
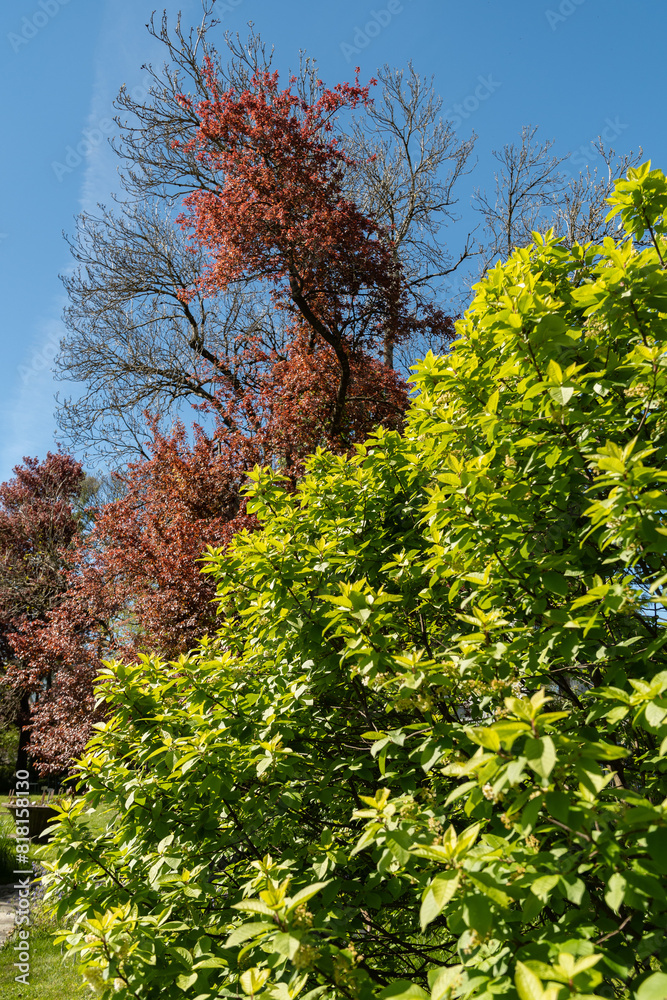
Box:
[0,0,664,484]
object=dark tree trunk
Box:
[15,694,32,775]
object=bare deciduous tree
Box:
[54,6,643,466]
[56,199,277,464]
[474,126,643,274]
[551,140,644,246]
[342,62,476,365]
[473,125,568,270]
[55,7,476,462]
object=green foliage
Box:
[0,924,90,999]
[0,724,19,796]
[0,830,15,883]
[45,164,667,999]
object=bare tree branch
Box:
[474,125,644,275]
[342,62,476,364]
[473,125,568,270]
[56,13,474,459]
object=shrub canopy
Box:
[48,164,667,1000]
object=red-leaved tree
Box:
[0,454,89,771]
[171,62,426,448]
[18,56,455,772]
[11,425,258,773]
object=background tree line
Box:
[0,3,642,775]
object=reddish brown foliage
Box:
[0,453,85,622]
[87,423,255,660]
[176,66,393,314]
[9,63,450,773]
[0,454,89,769]
[175,64,418,439]
[8,427,256,774]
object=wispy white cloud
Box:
[2,1,204,482]
[79,0,152,212]
[0,310,70,477]
[80,0,202,213]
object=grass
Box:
[0,925,90,998]
[0,796,117,997]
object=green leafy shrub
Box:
[0,723,20,795]
[0,829,15,883]
[46,164,667,1000]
